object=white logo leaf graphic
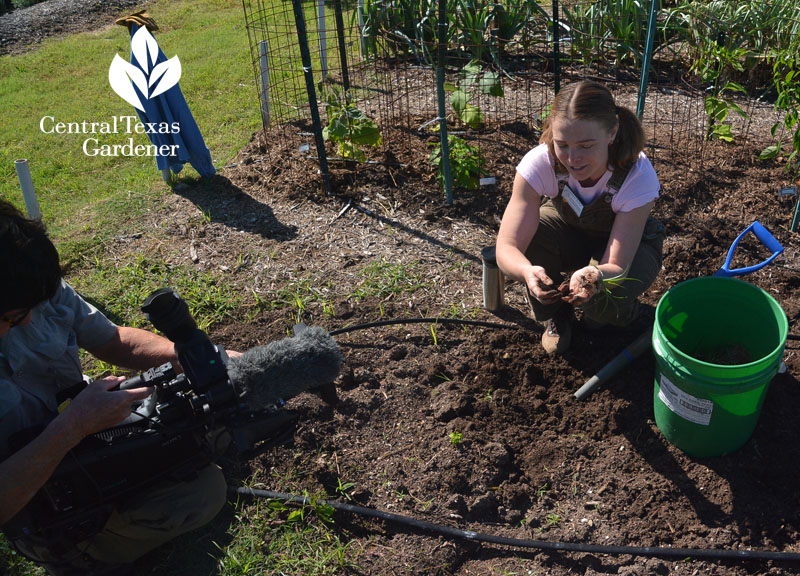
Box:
[108,54,147,112]
[149,56,182,99]
[109,26,182,110]
[131,27,160,74]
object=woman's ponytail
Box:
[609,105,645,170]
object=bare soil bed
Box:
[134,116,800,576]
[5,2,800,575]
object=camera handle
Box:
[118,362,177,390]
[112,363,177,425]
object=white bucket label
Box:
[658,374,713,426]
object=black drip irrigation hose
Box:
[232,487,800,563]
[306,320,799,561]
[328,317,516,336]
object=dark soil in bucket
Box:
[694,343,755,366]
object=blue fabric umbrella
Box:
[115,20,216,178]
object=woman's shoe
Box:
[541,308,572,354]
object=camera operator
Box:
[0,199,228,576]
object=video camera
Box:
[116,287,302,451]
[4,287,342,545]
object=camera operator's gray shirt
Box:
[0,280,117,458]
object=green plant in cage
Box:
[760,46,800,178]
[454,0,494,63]
[692,40,750,142]
[600,0,650,69]
[320,84,383,162]
[662,1,755,142]
[429,135,488,190]
[561,0,654,71]
[488,0,546,66]
[559,2,598,69]
[360,0,385,59]
[361,0,440,63]
[444,59,503,129]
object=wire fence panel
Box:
[242,0,800,184]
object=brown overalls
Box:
[524,168,666,327]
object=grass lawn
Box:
[0,1,307,574]
[0,0,261,243]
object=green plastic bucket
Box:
[652,277,788,458]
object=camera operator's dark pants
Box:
[14,464,227,575]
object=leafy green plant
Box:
[361,0,543,65]
[561,0,651,70]
[429,135,488,190]
[663,1,768,141]
[760,47,800,177]
[704,86,749,142]
[665,0,800,64]
[561,0,693,72]
[448,431,464,445]
[454,0,494,62]
[693,44,750,142]
[286,493,336,524]
[489,0,545,65]
[321,85,382,162]
[444,60,503,128]
[361,0,441,63]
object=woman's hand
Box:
[524,265,563,306]
[563,266,604,305]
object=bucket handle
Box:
[714,221,784,278]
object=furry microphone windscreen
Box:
[227,326,344,409]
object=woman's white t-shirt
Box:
[516,143,660,213]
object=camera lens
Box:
[142,288,197,343]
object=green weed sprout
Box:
[448,431,463,445]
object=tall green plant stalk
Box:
[444,59,504,128]
[562,0,662,70]
[695,43,749,142]
[760,46,800,178]
[454,0,494,62]
[663,0,753,141]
